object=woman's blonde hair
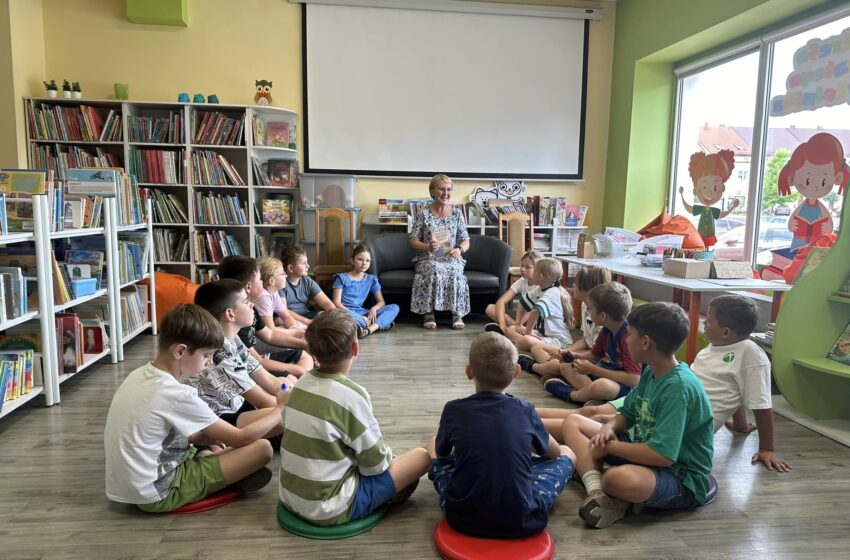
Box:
[535,258,575,329]
[428,174,453,197]
[258,257,283,289]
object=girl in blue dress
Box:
[332,245,400,338]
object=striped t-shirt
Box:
[520,285,572,345]
[279,370,392,525]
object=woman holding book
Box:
[409,174,470,330]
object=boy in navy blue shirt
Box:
[427,332,575,538]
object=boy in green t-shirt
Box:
[562,302,714,529]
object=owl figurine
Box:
[254,80,273,105]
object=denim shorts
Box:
[348,470,397,521]
[588,374,632,399]
[605,434,702,510]
[428,455,574,513]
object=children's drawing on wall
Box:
[778,132,849,251]
[678,149,739,248]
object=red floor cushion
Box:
[168,488,243,515]
[433,519,554,560]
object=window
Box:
[670,11,850,264]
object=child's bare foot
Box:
[725,419,757,434]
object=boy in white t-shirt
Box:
[104,304,287,513]
[692,295,791,472]
[484,250,543,335]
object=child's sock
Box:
[581,469,602,494]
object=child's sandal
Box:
[358,326,370,339]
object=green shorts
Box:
[138,449,226,513]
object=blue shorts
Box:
[588,374,632,399]
[428,455,574,513]
[348,470,396,521]
[605,434,702,510]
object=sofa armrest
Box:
[464,234,511,294]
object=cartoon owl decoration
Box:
[254,80,273,105]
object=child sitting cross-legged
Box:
[563,302,714,529]
[568,265,612,353]
[104,304,287,513]
[279,244,336,326]
[693,294,791,472]
[506,258,574,356]
[483,249,543,336]
[183,280,297,429]
[428,332,575,538]
[257,256,304,331]
[279,309,430,525]
[332,245,399,339]
[527,282,642,405]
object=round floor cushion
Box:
[169,488,243,515]
[433,519,555,560]
[703,474,719,506]
[276,502,387,540]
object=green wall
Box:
[604,0,838,230]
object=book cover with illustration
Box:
[432,228,453,258]
[0,169,48,195]
[66,250,105,289]
[266,122,290,148]
[66,168,118,197]
[827,321,850,366]
[262,197,291,225]
[268,160,294,187]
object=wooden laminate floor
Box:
[2,321,850,559]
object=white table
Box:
[560,256,792,362]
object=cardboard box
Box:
[663,258,711,279]
[710,260,752,279]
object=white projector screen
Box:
[303,3,589,179]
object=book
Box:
[5,196,34,231]
[826,321,850,366]
[66,168,117,197]
[268,159,294,187]
[262,197,291,225]
[769,247,796,271]
[0,170,48,195]
[792,214,830,244]
[432,228,453,258]
[792,246,830,283]
[266,122,290,147]
[66,250,105,290]
[82,322,105,354]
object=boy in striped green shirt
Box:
[278,309,430,524]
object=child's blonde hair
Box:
[258,257,283,289]
[535,258,575,329]
[469,332,518,391]
[575,265,612,293]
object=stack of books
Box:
[760,248,795,282]
[378,198,408,224]
[30,144,121,180]
[193,191,248,225]
[128,112,183,144]
[128,149,182,184]
[193,230,245,263]
[193,111,245,146]
[153,229,189,262]
[191,150,245,186]
[146,189,188,223]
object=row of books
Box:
[378,198,408,224]
[193,111,245,146]
[531,197,588,227]
[25,103,120,142]
[146,189,188,224]
[64,167,147,227]
[194,268,218,284]
[0,267,29,323]
[63,193,104,230]
[252,117,297,150]
[193,230,245,263]
[128,149,182,184]
[153,229,189,262]
[0,350,39,411]
[119,285,149,335]
[117,233,150,285]
[30,144,121,181]
[128,112,183,144]
[251,157,298,187]
[0,253,38,312]
[262,197,291,225]
[191,150,245,186]
[193,191,249,225]
[55,312,108,375]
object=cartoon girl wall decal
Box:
[779,132,848,250]
[678,149,739,248]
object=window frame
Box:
[667,4,850,263]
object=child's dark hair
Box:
[158,304,223,354]
[305,308,357,367]
[576,265,612,293]
[628,302,689,355]
[469,332,518,391]
[352,245,370,259]
[194,279,246,320]
[588,282,632,321]
[709,294,759,337]
[217,255,259,285]
[280,244,307,268]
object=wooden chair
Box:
[498,211,533,285]
[312,207,355,288]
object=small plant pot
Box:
[72,91,82,99]
[46,90,57,98]
[62,90,72,98]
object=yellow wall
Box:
[33,0,614,228]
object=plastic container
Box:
[71,278,98,298]
[299,174,356,209]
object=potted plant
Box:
[43,80,58,98]
[71,81,82,99]
[62,79,72,98]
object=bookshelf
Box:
[25,98,299,282]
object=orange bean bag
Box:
[638,211,706,250]
[140,272,200,329]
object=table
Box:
[560,256,792,362]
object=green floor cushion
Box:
[276,502,387,540]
